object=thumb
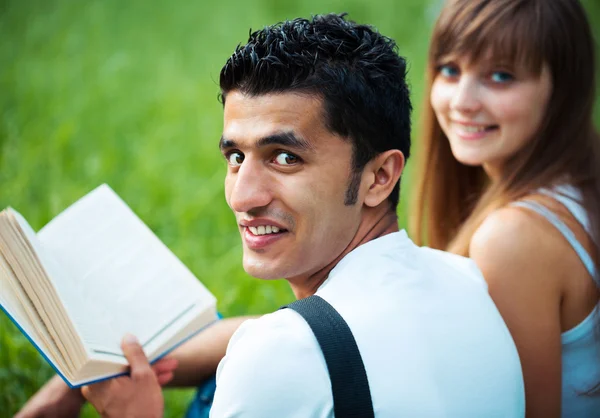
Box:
[121,334,151,376]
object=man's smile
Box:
[242,225,289,250]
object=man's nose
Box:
[450,76,482,114]
[227,158,273,214]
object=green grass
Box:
[0,0,598,416]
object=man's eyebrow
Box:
[219,132,315,152]
[257,132,315,152]
[219,136,236,151]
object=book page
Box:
[0,244,83,380]
[0,252,50,356]
[8,210,92,336]
[4,209,86,373]
[38,185,216,357]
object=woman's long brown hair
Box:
[410,0,600,393]
[411,0,599,255]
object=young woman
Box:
[411,0,600,416]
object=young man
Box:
[18,14,524,418]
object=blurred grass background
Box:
[0,0,598,416]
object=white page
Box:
[37,185,216,356]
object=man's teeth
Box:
[248,225,281,235]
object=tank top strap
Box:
[511,200,598,285]
[539,185,591,234]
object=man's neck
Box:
[288,205,399,299]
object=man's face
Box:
[221,91,364,281]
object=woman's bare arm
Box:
[470,207,564,418]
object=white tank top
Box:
[513,185,600,417]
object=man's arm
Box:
[165,316,254,387]
[14,375,86,418]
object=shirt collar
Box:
[317,229,412,292]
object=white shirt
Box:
[211,231,525,417]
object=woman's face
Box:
[430,55,552,178]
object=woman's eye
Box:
[439,64,459,78]
[274,152,299,166]
[490,71,514,83]
[227,152,244,166]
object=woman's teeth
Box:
[460,125,497,133]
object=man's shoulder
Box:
[417,245,486,286]
[228,308,320,353]
[211,309,333,417]
[333,230,486,290]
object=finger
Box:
[81,384,108,415]
[81,385,92,402]
[121,334,152,378]
[157,371,174,386]
[81,377,115,401]
[152,358,178,375]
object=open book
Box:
[0,184,218,388]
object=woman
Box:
[411,0,600,416]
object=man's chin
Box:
[242,260,285,280]
[244,269,283,280]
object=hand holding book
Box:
[0,184,218,387]
[82,334,169,418]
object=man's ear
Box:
[363,150,405,208]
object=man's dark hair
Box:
[219,13,411,209]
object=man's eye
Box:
[438,64,459,78]
[490,71,514,84]
[273,152,299,166]
[227,152,244,166]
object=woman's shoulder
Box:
[471,201,556,257]
[469,199,571,289]
[471,186,586,259]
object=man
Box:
[18,14,524,417]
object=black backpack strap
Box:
[280,295,375,418]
